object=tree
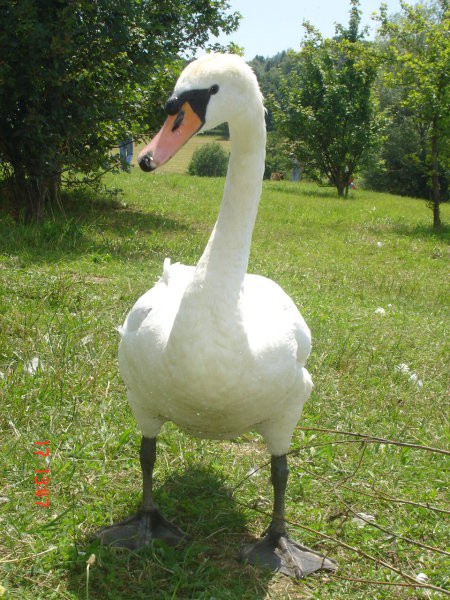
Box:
[273,0,380,196]
[362,103,431,198]
[249,51,298,131]
[0,1,240,220]
[376,0,449,230]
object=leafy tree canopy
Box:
[375,0,449,229]
[0,0,240,219]
[272,0,380,197]
[249,51,299,130]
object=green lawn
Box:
[0,172,448,599]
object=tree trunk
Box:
[10,166,61,222]
[24,179,46,222]
[431,120,441,232]
[333,169,348,197]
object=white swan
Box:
[98,53,336,578]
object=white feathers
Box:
[120,54,312,457]
[162,257,171,285]
[24,357,41,375]
[395,363,423,388]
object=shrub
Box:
[188,142,229,177]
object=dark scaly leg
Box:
[240,454,337,578]
[97,436,186,549]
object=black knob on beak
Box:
[139,153,156,172]
[165,95,181,115]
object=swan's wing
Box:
[242,274,311,366]
[293,312,312,366]
[120,259,195,336]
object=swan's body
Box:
[98,54,336,578]
[120,263,312,454]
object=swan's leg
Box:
[96,436,186,550]
[240,454,337,578]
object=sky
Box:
[209,0,403,60]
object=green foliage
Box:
[272,0,380,197]
[361,105,431,198]
[249,51,299,131]
[263,133,294,179]
[0,0,240,219]
[188,141,229,176]
[373,0,450,230]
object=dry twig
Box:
[298,426,450,456]
[230,427,449,595]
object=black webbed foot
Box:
[240,531,337,578]
[97,508,187,550]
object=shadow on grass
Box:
[391,221,449,241]
[263,181,349,200]
[0,187,188,265]
[67,467,273,599]
[364,216,450,241]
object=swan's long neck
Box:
[194,110,266,298]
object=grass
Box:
[0,171,449,600]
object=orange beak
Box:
[138,102,203,171]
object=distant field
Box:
[134,133,231,174]
[0,174,448,599]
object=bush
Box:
[188,142,229,177]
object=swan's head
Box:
[138,53,263,172]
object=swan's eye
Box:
[209,84,219,95]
